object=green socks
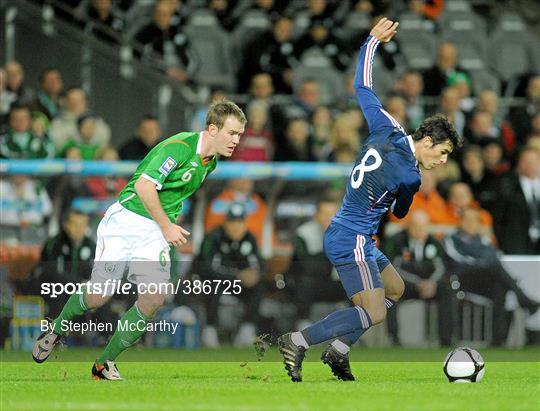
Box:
[96,304,152,364]
[50,291,152,364]
[51,291,89,336]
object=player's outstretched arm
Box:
[354,17,403,133]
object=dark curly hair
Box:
[412,114,462,150]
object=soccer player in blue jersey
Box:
[278,17,462,382]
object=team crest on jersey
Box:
[159,157,177,176]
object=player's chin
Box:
[220,148,235,157]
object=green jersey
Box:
[0,130,55,159]
[118,132,217,222]
[59,138,100,160]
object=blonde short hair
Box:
[205,99,247,129]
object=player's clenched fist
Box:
[369,17,399,43]
[161,223,191,248]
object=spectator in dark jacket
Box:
[385,210,454,346]
[494,147,540,255]
[30,68,63,120]
[272,79,322,142]
[193,203,263,348]
[460,145,499,215]
[239,16,296,94]
[287,197,343,329]
[274,118,316,161]
[31,210,95,317]
[293,16,351,72]
[507,76,540,146]
[118,116,161,160]
[134,0,199,83]
[84,0,125,45]
[422,42,468,97]
[5,61,34,108]
[443,208,539,345]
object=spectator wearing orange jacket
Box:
[442,182,494,239]
[205,179,268,246]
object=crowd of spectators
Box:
[1,0,539,347]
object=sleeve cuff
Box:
[141,173,163,190]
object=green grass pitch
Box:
[1,347,539,411]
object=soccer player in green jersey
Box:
[33,100,247,380]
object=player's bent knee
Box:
[354,301,387,324]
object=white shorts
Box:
[90,202,171,295]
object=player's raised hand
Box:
[162,223,191,248]
[369,17,399,43]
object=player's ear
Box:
[207,123,219,136]
[423,135,433,148]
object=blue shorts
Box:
[323,223,390,299]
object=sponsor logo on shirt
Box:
[159,157,178,176]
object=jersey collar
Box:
[196,131,204,155]
[406,135,416,155]
[406,135,419,167]
[197,131,215,165]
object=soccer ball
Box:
[443,347,485,383]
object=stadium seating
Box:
[398,11,437,33]
[442,0,472,12]
[398,30,437,70]
[339,11,371,45]
[230,9,272,68]
[184,10,237,90]
[487,13,540,82]
[469,69,502,96]
[397,12,438,70]
[441,13,488,71]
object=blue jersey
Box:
[332,35,421,235]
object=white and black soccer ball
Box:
[443,347,485,383]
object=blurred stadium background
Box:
[1,0,539,353]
